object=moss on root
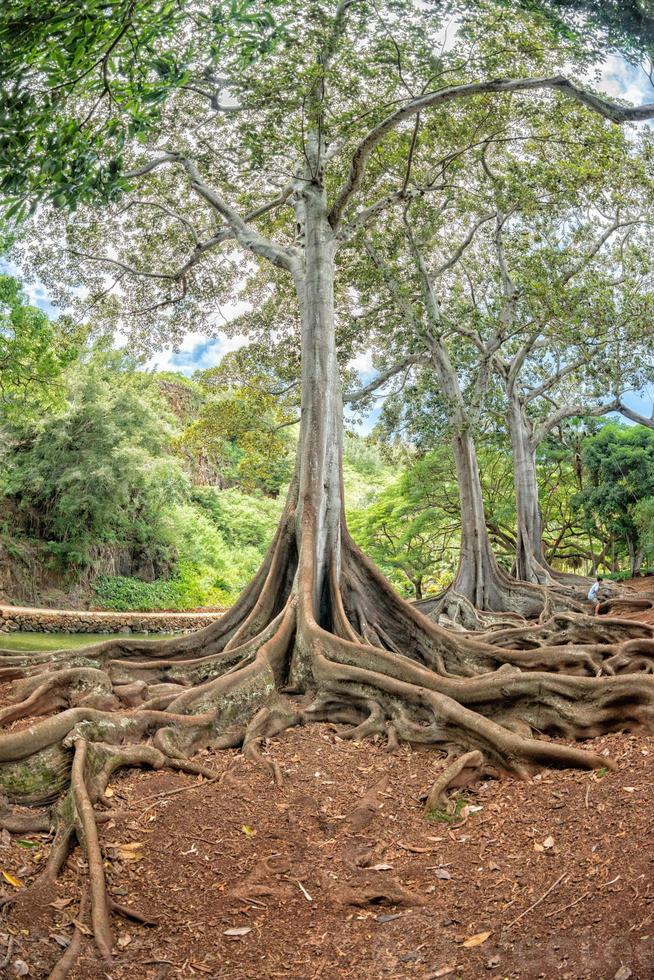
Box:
[0,743,73,805]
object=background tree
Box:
[348,448,460,601]
[1,349,186,572]
[352,97,654,613]
[574,422,654,577]
[0,273,82,423]
[176,368,296,494]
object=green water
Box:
[0,632,163,652]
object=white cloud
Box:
[348,350,374,374]
[597,55,654,116]
[147,332,249,375]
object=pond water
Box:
[0,632,171,652]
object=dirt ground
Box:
[2,587,654,979]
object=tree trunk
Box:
[451,427,507,608]
[506,393,587,589]
[295,177,342,625]
[628,540,643,578]
[507,395,553,585]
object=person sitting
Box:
[588,576,604,615]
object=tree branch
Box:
[344,355,425,404]
[616,399,654,428]
[328,75,654,228]
[530,397,620,449]
[123,153,181,179]
[432,211,496,277]
[180,159,297,273]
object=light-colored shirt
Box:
[588,582,601,601]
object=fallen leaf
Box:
[224,927,252,937]
[15,840,39,849]
[1,870,22,888]
[614,968,632,980]
[369,863,394,871]
[241,825,257,837]
[0,828,11,847]
[375,913,402,923]
[14,960,29,976]
[487,956,500,968]
[623,787,635,793]
[104,787,115,799]
[543,836,555,849]
[488,861,501,871]
[429,967,456,978]
[108,841,144,862]
[50,934,70,948]
[533,842,544,853]
[397,842,436,853]
[117,933,132,948]
[433,868,451,880]
[462,930,492,948]
[49,897,74,910]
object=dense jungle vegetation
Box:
[1,273,652,611]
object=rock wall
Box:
[0,604,220,635]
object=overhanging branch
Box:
[328,75,654,229]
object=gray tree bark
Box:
[506,393,555,586]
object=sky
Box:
[4,49,654,431]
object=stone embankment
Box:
[0,604,221,635]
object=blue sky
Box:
[5,53,654,432]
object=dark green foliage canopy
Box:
[574,422,654,559]
[0,0,282,219]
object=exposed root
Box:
[417,570,585,627]
[598,596,654,617]
[344,776,389,833]
[331,878,424,908]
[420,590,528,632]
[108,898,158,927]
[47,890,89,980]
[70,738,113,963]
[0,796,50,833]
[423,750,485,815]
[1,937,15,971]
[2,503,654,964]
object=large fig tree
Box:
[3,0,654,964]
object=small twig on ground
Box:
[294,878,313,902]
[504,872,568,930]
[48,890,89,980]
[0,935,14,970]
[544,890,590,918]
[138,774,221,813]
[175,832,224,847]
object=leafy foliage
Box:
[0,0,284,219]
[574,422,654,572]
[1,348,185,569]
[349,448,460,598]
[0,274,82,422]
[177,370,296,495]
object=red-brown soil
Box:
[2,583,654,980]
